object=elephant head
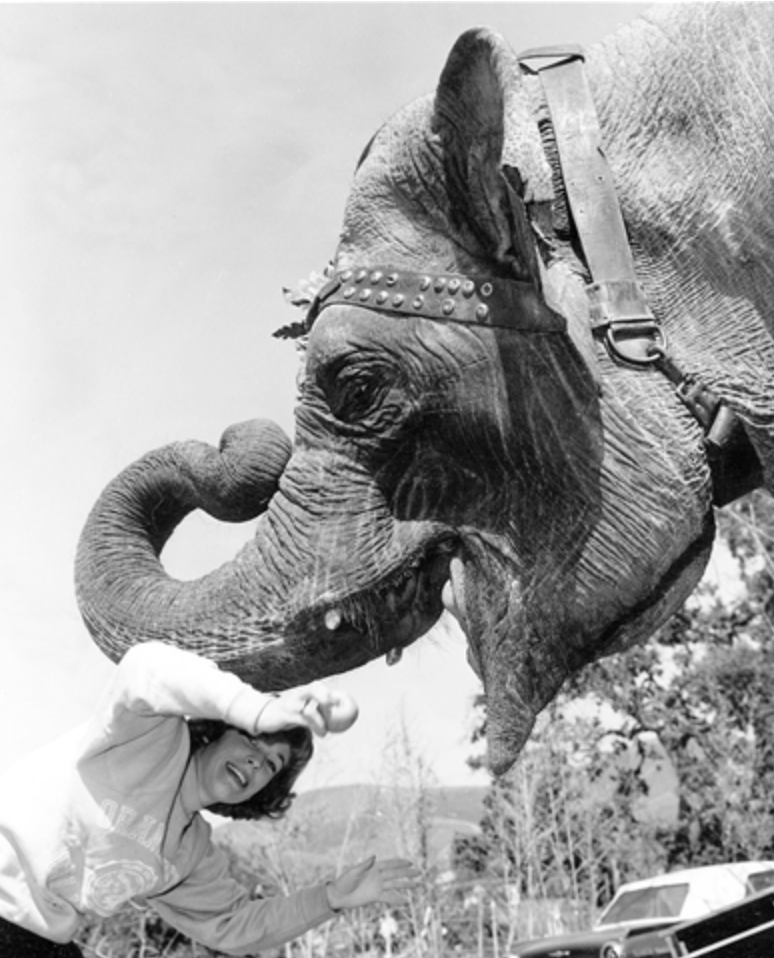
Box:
[76,5,774,773]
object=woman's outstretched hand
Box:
[325,857,420,911]
[256,681,359,737]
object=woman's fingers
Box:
[376,859,421,897]
[298,695,329,736]
[377,859,419,876]
[276,683,359,736]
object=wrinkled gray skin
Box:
[76,4,774,774]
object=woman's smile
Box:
[226,761,249,789]
[194,730,291,809]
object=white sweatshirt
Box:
[0,641,334,955]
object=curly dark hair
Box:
[187,719,313,821]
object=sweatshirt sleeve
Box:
[101,641,276,735]
[148,841,336,956]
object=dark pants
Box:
[0,917,82,957]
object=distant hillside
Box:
[214,783,487,874]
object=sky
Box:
[0,2,659,792]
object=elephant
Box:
[75,3,774,775]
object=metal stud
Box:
[480,282,494,298]
[448,279,461,294]
[392,294,405,307]
[343,286,355,299]
[462,280,475,297]
[386,273,398,286]
[412,295,425,310]
[434,277,447,292]
[359,288,372,302]
[475,304,490,321]
[442,299,455,316]
[376,291,388,305]
[419,276,431,291]
[355,269,368,283]
[340,269,353,282]
[370,270,383,284]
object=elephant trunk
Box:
[75,419,291,663]
[76,419,454,688]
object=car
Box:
[622,878,774,958]
[510,861,774,958]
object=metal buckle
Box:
[518,44,586,70]
[605,320,666,368]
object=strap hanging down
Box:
[519,47,664,367]
[518,46,760,504]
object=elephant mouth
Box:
[441,555,478,670]
[310,536,458,664]
[441,554,467,623]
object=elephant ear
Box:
[434,30,599,377]
[337,28,552,279]
[432,28,553,282]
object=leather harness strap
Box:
[518,47,758,483]
[302,267,566,334]
[518,46,664,368]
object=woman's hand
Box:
[325,857,420,911]
[256,682,359,737]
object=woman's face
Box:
[193,730,291,808]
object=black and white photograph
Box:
[4,4,774,957]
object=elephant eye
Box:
[325,362,395,424]
[330,369,379,422]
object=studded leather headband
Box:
[304,268,567,333]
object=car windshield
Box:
[748,870,774,893]
[599,883,689,925]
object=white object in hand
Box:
[320,691,359,732]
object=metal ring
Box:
[606,322,666,368]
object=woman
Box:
[0,641,418,956]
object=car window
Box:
[747,870,774,893]
[599,884,689,924]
